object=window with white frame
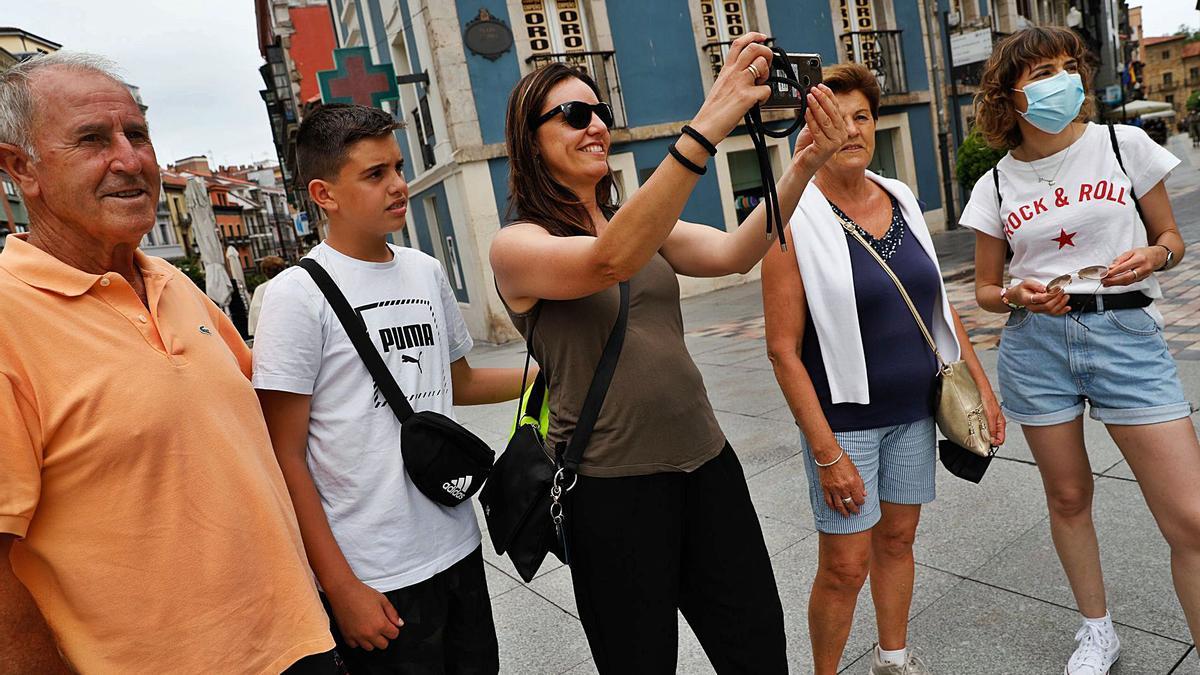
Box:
[522,0,592,56]
[700,0,753,78]
[518,1,627,127]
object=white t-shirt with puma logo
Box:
[252,242,477,593]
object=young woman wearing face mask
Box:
[962,27,1200,675]
[491,34,850,673]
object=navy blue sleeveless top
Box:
[800,197,941,432]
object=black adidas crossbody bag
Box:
[300,258,494,508]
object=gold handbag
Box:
[837,218,996,459]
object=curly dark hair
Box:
[974,26,1095,150]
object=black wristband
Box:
[680,124,718,156]
[668,143,707,175]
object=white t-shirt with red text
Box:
[960,122,1178,298]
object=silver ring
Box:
[746,63,760,80]
[841,496,853,504]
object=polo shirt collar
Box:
[0,234,162,297]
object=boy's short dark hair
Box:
[295,103,402,185]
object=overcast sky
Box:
[5,1,1200,169]
[8,0,279,169]
[1136,0,1200,37]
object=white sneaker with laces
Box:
[1065,620,1121,675]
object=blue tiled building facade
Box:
[328,0,970,342]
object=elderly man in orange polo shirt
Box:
[0,54,339,674]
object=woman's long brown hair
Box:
[504,62,618,237]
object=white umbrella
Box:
[184,177,232,310]
[1104,99,1174,120]
[226,244,248,307]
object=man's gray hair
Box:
[0,52,123,160]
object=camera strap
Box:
[744,44,806,252]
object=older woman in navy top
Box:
[762,63,1005,675]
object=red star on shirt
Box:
[1052,228,1077,249]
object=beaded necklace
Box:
[828,195,905,261]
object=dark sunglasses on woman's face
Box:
[530,101,614,131]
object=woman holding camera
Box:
[490,33,847,673]
[962,27,1200,675]
[762,62,1003,675]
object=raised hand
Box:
[690,32,774,143]
[792,84,849,176]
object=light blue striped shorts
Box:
[799,417,937,535]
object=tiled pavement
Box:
[454,133,1200,673]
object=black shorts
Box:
[321,547,499,675]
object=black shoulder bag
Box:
[300,258,494,508]
[479,281,630,583]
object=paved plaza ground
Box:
[454,133,1200,673]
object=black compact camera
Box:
[761,52,823,110]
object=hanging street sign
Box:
[950,28,993,66]
[317,47,399,108]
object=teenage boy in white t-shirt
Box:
[253,104,527,674]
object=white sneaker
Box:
[1064,621,1121,675]
[869,647,931,675]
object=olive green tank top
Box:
[506,253,726,478]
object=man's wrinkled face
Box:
[25,67,160,246]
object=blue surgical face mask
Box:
[1013,70,1085,134]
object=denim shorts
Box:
[799,418,936,535]
[997,306,1192,427]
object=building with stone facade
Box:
[255,0,337,245]
[1142,34,1190,121]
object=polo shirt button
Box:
[137,314,148,323]
[99,278,111,287]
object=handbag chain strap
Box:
[833,213,948,372]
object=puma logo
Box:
[401,351,423,373]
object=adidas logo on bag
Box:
[442,475,473,500]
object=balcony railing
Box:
[840,30,909,95]
[702,40,736,80]
[526,50,627,128]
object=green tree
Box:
[955,129,1007,191]
[1188,90,1200,112]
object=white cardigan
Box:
[787,171,961,405]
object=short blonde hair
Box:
[974,26,1095,150]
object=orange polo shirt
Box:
[0,235,333,674]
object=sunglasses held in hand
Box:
[530,101,614,130]
[1046,265,1109,293]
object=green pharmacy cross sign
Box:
[317,47,399,108]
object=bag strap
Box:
[561,280,630,471]
[300,258,415,424]
[512,301,545,425]
[1107,123,1147,225]
[833,214,947,370]
[992,166,1002,213]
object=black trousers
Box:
[321,547,499,675]
[565,444,787,674]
